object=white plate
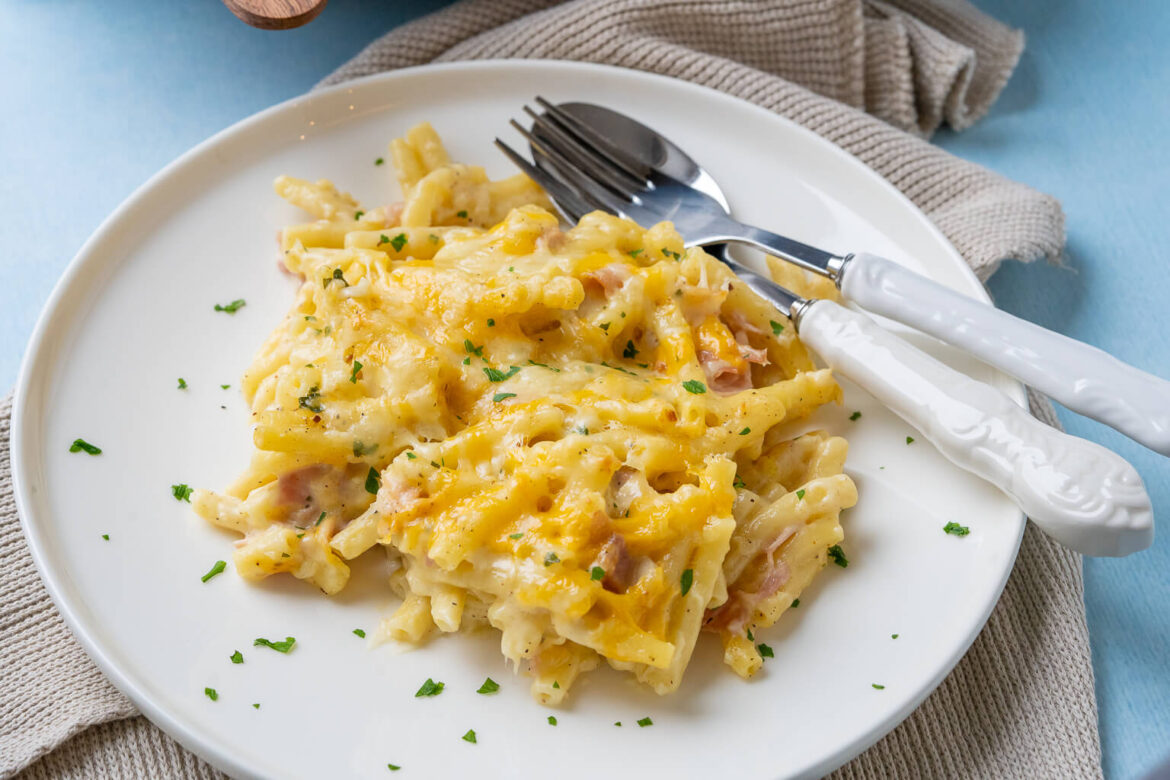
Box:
[12,61,1024,780]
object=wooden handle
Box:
[222,0,327,30]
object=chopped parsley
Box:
[387,764,400,771]
[739,427,751,435]
[509,532,524,540]
[791,598,800,608]
[415,678,445,697]
[622,340,638,359]
[544,552,560,566]
[462,729,477,743]
[680,568,694,597]
[661,247,681,260]
[350,360,363,383]
[629,248,643,257]
[483,366,520,382]
[214,299,246,314]
[770,320,785,335]
[872,683,886,690]
[892,634,899,639]
[252,703,260,709]
[547,716,557,726]
[527,359,560,372]
[172,483,193,502]
[637,717,653,727]
[69,438,102,455]
[230,650,243,664]
[353,440,377,457]
[682,379,706,394]
[390,233,407,252]
[733,475,746,489]
[943,521,970,537]
[746,628,754,640]
[253,636,296,653]
[378,234,390,245]
[365,467,380,495]
[614,721,622,727]
[827,544,848,568]
[906,436,915,444]
[101,534,109,541]
[795,489,806,500]
[477,677,500,694]
[405,451,417,460]
[849,411,862,421]
[456,210,468,218]
[590,566,605,581]
[599,322,611,331]
[204,687,218,701]
[353,629,366,638]
[552,681,559,689]
[316,511,326,526]
[375,157,384,166]
[221,384,231,389]
[486,318,495,327]
[329,267,348,287]
[428,233,439,243]
[177,377,188,390]
[354,210,365,220]
[492,392,516,403]
[757,643,774,658]
[201,560,226,583]
[298,386,324,413]
[464,339,484,357]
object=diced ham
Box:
[277,464,331,527]
[703,526,797,634]
[678,284,726,326]
[698,352,753,394]
[583,263,631,297]
[538,226,567,252]
[605,466,642,518]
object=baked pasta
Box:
[193,122,857,703]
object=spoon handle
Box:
[839,253,1170,456]
[797,299,1154,557]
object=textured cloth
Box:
[3,1,1098,778]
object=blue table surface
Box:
[1,1,1166,776]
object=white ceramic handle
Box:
[841,252,1170,455]
[799,300,1153,557]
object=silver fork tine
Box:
[534,96,651,182]
[493,138,593,222]
[508,119,633,216]
[523,106,643,198]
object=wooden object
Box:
[222,0,327,30]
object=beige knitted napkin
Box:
[4,1,1101,777]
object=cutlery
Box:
[495,102,1154,556]
[506,98,1170,458]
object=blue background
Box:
[1,1,1165,776]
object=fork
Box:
[494,103,1154,556]
[497,98,1170,458]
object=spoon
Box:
[222,0,326,30]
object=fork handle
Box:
[797,300,1154,556]
[840,253,1170,456]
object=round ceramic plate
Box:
[12,61,1024,780]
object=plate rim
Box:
[10,58,1025,780]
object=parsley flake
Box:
[101,534,109,541]
[405,451,417,460]
[527,359,560,372]
[253,636,296,653]
[661,247,680,260]
[298,386,324,413]
[252,703,260,709]
[680,568,694,597]
[221,384,231,389]
[770,320,785,335]
[387,765,400,772]
[390,233,407,252]
[827,544,848,568]
[315,511,326,526]
[477,677,500,695]
[872,683,886,690]
[629,248,643,257]
[943,521,970,537]
[509,532,524,539]
[757,643,775,658]
[599,322,611,331]
[544,552,560,566]
[492,392,517,403]
[483,366,520,382]
[547,716,557,726]
[230,650,243,664]
[733,475,746,489]
[849,411,862,421]
[365,467,380,495]
[354,210,364,220]
[378,234,390,245]
[201,560,226,583]
[906,436,915,444]
[353,629,366,638]
[456,210,469,218]
[415,678,444,697]
[795,489,806,500]
[353,440,377,457]
[791,598,800,608]
[172,483,193,502]
[486,318,495,327]
[350,360,363,383]
[464,339,484,357]
[614,721,622,727]
[375,157,384,166]
[177,377,187,390]
[204,687,218,701]
[552,681,559,689]
[739,427,751,435]
[591,566,605,581]
[214,299,246,314]
[462,729,476,743]
[892,633,899,639]
[682,379,706,394]
[69,438,102,455]
[622,340,638,359]
[637,717,653,727]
